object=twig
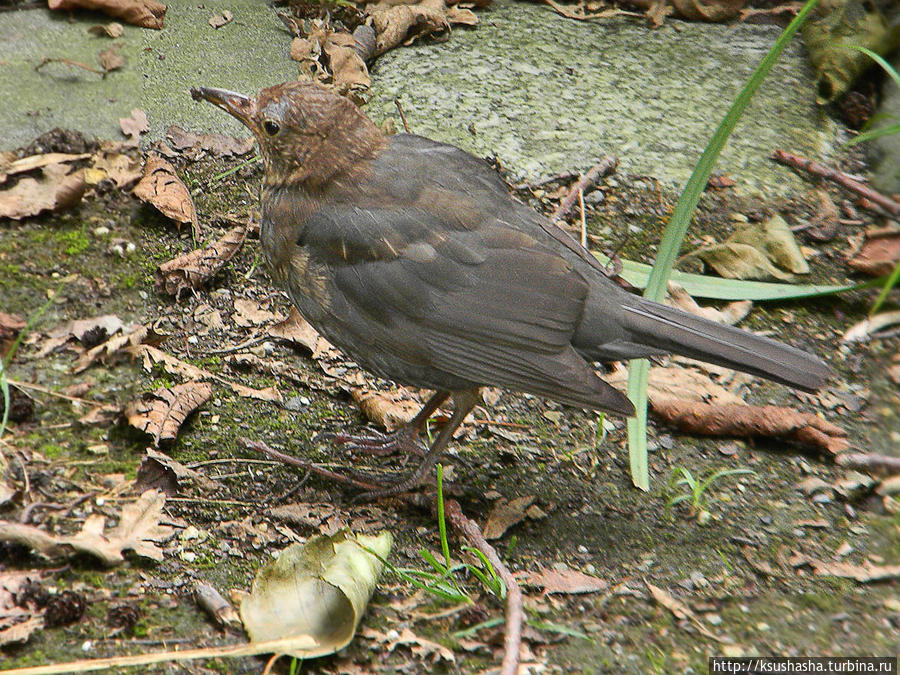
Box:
[35,56,104,75]
[771,149,899,216]
[394,99,410,134]
[444,498,523,675]
[550,156,618,222]
[242,438,381,491]
[835,452,900,473]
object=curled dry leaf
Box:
[483,495,536,540]
[133,154,199,237]
[368,0,477,56]
[1,570,45,647]
[0,152,91,183]
[842,310,900,343]
[73,324,150,373]
[0,490,174,566]
[50,313,125,343]
[0,312,26,359]
[155,220,248,297]
[240,530,392,658]
[519,566,608,595]
[232,297,281,327]
[88,150,143,188]
[268,307,321,354]
[651,400,849,455]
[88,21,125,37]
[125,381,213,446]
[291,23,371,102]
[350,387,421,431]
[165,125,254,158]
[0,159,87,220]
[48,0,167,29]
[137,448,217,493]
[666,282,752,325]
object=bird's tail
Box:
[619,296,831,392]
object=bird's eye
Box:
[263,120,281,136]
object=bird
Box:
[191,81,832,498]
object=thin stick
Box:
[771,148,899,216]
[242,438,380,491]
[444,498,523,675]
[835,452,900,473]
[550,156,618,222]
[394,99,410,134]
[579,188,587,248]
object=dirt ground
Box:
[1,128,898,674]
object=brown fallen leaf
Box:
[125,381,212,446]
[646,581,725,641]
[847,225,900,277]
[132,154,199,237]
[0,570,45,647]
[0,490,174,565]
[128,343,281,402]
[73,324,151,373]
[0,152,91,183]
[48,0,167,29]
[483,495,535,540]
[232,297,281,327]
[98,43,124,73]
[808,558,900,583]
[268,307,321,354]
[519,566,608,595]
[0,160,87,220]
[88,21,124,37]
[350,387,421,432]
[290,22,371,102]
[208,9,233,28]
[49,313,124,343]
[0,312,26,359]
[88,150,142,188]
[155,219,248,297]
[165,125,254,158]
[368,0,477,56]
[119,108,149,145]
[666,282,752,326]
[136,448,216,493]
[651,400,849,455]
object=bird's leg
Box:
[356,388,480,501]
[332,391,450,458]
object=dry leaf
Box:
[0,160,87,220]
[98,43,124,73]
[128,343,281,402]
[119,108,149,141]
[666,282,752,325]
[847,226,900,277]
[155,220,248,297]
[268,307,321,353]
[232,298,280,327]
[0,490,173,565]
[808,558,900,583]
[165,125,254,157]
[520,566,608,595]
[0,152,91,183]
[73,324,150,373]
[208,10,233,28]
[50,313,124,343]
[88,21,124,37]
[90,150,142,188]
[483,495,535,540]
[350,387,421,431]
[368,0,476,56]
[137,448,216,493]
[1,312,26,359]
[133,154,199,236]
[48,0,167,29]
[842,311,900,343]
[290,23,371,101]
[125,381,212,446]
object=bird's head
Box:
[190,81,384,188]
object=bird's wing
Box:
[300,138,634,414]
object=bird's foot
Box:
[330,426,426,458]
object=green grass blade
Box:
[452,617,505,639]
[436,464,452,568]
[844,45,900,89]
[845,122,900,147]
[625,0,823,489]
[594,252,882,300]
[870,260,900,317]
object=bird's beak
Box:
[190,87,254,128]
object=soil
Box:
[1,131,898,674]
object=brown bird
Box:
[191,81,831,497]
